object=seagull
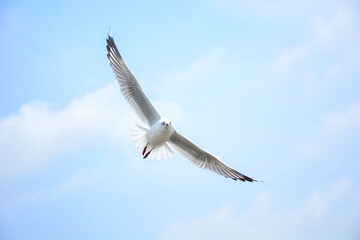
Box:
[106,33,259,182]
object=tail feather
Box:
[130,124,149,153]
[150,143,175,160]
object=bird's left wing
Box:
[168,131,258,182]
[106,34,161,126]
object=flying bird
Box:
[106,33,259,182]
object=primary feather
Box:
[106,34,161,126]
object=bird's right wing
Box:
[106,34,161,126]
[168,131,258,182]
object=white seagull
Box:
[106,34,259,182]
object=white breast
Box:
[148,122,174,146]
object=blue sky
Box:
[1,0,360,239]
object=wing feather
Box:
[168,131,258,182]
[106,34,161,126]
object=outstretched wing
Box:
[106,34,161,126]
[168,131,259,182]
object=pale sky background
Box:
[1,0,360,239]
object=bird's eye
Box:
[161,122,165,126]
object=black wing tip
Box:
[246,178,263,183]
[106,31,123,59]
[230,175,262,183]
[106,27,113,41]
[106,33,113,43]
[231,169,262,183]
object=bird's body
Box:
[148,119,174,147]
[141,119,175,159]
[106,33,260,182]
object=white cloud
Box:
[292,177,352,225]
[213,0,345,22]
[156,177,358,240]
[323,101,360,135]
[157,205,239,240]
[276,45,309,69]
[159,47,225,93]
[311,7,360,49]
[5,167,106,207]
[49,167,106,198]
[276,4,360,71]
[0,84,134,180]
[299,101,360,156]
[283,5,360,158]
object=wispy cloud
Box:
[49,167,106,198]
[299,101,360,157]
[323,101,360,135]
[4,166,106,209]
[213,0,357,23]
[276,5,360,71]
[157,177,358,240]
[159,47,225,94]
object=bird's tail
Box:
[129,124,175,160]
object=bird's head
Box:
[159,118,174,131]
